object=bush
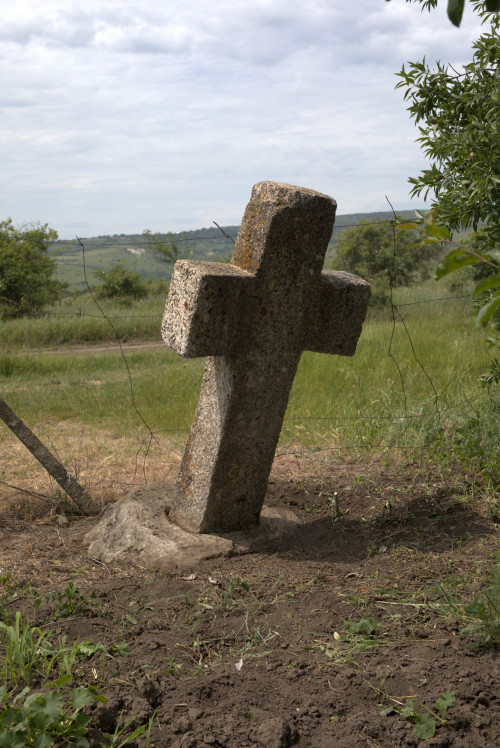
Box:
[332,219,441,288]
[0,219,65,319]
[94,263,148,300]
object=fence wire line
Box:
[77,236,159,481]
[56,218,402,248]
[0,293,474,321]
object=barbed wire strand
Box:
[56,217,408,248]
[77,236,159,481]
[213,221,236,245]
[0,291,473,321]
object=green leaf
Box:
[40,691,63,721]
[474,272,500,295]
[0,731,26,748]
[74,739,90,748]
[0,707,26,729]
[401,699,417,720]
[476,291,500,327]
[44,676,71,691]
[435,690,456,714]
[70,712,92,731]
[85,686,106,705]
[415,713,436,739]
[485,0,500,10]
[396,222,420,231]
[114,642,130,658]
[435,249,480,279]
[34,733,53,748]
[346,617,379,636]
[380,706,396,716]
[29,712,53,732]
[69,688,95,710]
[425,224,450,240]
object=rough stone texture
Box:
[162,181,371,534]
[85,484,301,572]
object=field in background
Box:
[51,211,417,290]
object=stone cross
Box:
[161,182,370,534]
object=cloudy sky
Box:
[1,0,483,238]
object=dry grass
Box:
[0,422,184,520]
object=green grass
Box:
[0,609,154,747]
[0,282,492,456]
[0,294,166,347]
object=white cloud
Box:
[0,0,486,236]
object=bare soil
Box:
[1,455,499,747]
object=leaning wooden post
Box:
[0,398,98,515]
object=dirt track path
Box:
[24,340,166,356]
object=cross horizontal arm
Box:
[304,270,371,356]
[162,260,254,358]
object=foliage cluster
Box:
[396,9,500,327]
[94,263,148,301]
[0,220,65,320]
[331,218,442,289]
[381,690,456,740]
[0,579,154,748]
[387,0,500,27]
[434,559,500,647]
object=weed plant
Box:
[0,607,150,747]
[380,689,456,740]
[433,558,500,648]
[36,582,108,623]
[424,384,500,491]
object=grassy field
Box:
[0,281,493,454]
[0,294,165,347]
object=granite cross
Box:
[161,182,370,534]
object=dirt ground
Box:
[1,454,499,747]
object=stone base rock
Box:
[85,483,301,572]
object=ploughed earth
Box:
[1,454,499,747]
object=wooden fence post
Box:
[0,398,98,515]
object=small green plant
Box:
[345,617,379,637]
[0,574,17,626]
[0,613,129,690]
[207,575,250,609]
[240,626,278,658]
[433,559,500,648]
[381,690,455,740]
[460,561,500,648]
[233,704,255,721]
[118,600,154,628]
[100,711,156,747]
[41,583,105,621]
[0,683,105,747]
[324,491,343,521]
[312,617,382,663]
[163,658,183,677]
